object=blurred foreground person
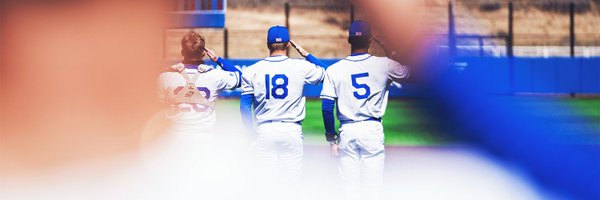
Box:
[353,0,600,199]
[0,0,165,175]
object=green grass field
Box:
[569,98,600,120]
[217,98,600,146]
[302,99,448,145]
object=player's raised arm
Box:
[205,47,242,88]
[291,40,327,85]
[205,47,241,74]
[291,40,327,68]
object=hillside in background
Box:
[165,0,600,59]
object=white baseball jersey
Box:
[320,54,409,122]
[158,64,240,131]
[241,56,325,124]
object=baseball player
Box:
[320,21,409,199]
[240,25,326,185]
[153,31,240,178]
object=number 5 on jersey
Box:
[351,73,370,99]
[265,74,289,99]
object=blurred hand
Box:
[290,40,309,57]
[353,0,431,67]
[330,143,339,157]
[373,34,384,46]
[372,34,396,57]
[205,48,219,62]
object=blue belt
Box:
[340,117,382,125]
[257,120,302,126]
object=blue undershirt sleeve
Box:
[216,57,240,74]
[322,98,337,141]
[305,54,327,68]
[240,94,255,133]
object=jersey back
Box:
[158,65,240,131]
[320,54,409,122]
[241,56,324,124]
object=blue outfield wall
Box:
[169,12,225,28]
[168,0,226,28]
[204,57,600,98]
[456,57,600,94]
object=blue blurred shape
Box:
[168,0,226,28]
[419,54,600,199]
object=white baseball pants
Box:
[338,120,385,200]
[253,122,303,186]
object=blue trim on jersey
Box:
[344,55,373,62]
[184,68,211,74]
[263,56,289,62]
[350,52,368,56]
[183,64,214,73]
[184,64,199,69]
[340,117,382,125]
[236,71,242,88]
[320,95,337,100]
[256,120,302,126]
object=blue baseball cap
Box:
[349,21,371,37]
[267,25,290,44]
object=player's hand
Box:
[205,48,219,62]
[290,40,309,57]
[170,63,185,72]
[330,143,339,157]
[373,34,397,57]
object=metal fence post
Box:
[570,0,575,57]
[224,28,229,59]
[350,4,355,22]
[479,36,484,57]
[448,0,456,58]
[508,1,514,57]
[285,2,290,29]
[508,1,514,94]
[285,2,290,56]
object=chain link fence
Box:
[450,0,600,57]
[164,0,600,60]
